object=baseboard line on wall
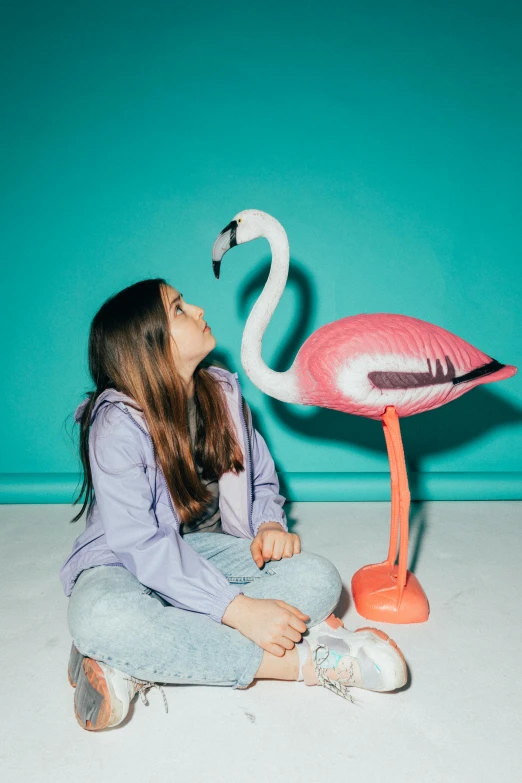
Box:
[1,472,521,504]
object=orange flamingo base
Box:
[352,561,429,623]
[351,405,430,624]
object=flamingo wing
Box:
[294,313,516,419]
[369,356,506,389]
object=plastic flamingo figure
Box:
[211,209,518,624]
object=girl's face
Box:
[162,284,216,371]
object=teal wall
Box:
[1,0,521,502]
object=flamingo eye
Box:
[238,218,242,223]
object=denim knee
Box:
[294,551,343,619]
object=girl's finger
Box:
[284,625,303,643]
[277,635,295,650]
[288,615,308,633]
[277,600,309,619]
[262,537,274,561]
[250,539,264,567]
[272,537,286,561]
[293,535,301,555]
[283,538,294,558]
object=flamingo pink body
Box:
[293,312,517,420]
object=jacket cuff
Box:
[252,517,288,537]
[209,583,245,624]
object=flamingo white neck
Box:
[240,219,300,403]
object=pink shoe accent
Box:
[324,613,345,629]
[355,626,407,667]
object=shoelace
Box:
[124,676,169,713]
[312,643,359,704]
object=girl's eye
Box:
[175,305,184,315]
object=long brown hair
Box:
[70,278,247,526]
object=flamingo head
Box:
[211,209,280,279]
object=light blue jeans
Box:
[67,531,343,690]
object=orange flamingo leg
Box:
[351,406,430,624]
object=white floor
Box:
[1,500,521,783]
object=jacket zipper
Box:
[236,376,254,536]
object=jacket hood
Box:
[73,388,140,425]
[73,366,238,426]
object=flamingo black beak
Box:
[212,220,238,279]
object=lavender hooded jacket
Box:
[59,366,288,623]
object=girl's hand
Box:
[221,594,309,655]
[250,522,301,568]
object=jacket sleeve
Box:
[243,400,289,537]
[89,408,244,623]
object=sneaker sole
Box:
[355,626,408,689]
[74,658,123,731]
[68,644,85,688]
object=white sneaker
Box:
[74,656,168,731]
[303,618,408,702]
